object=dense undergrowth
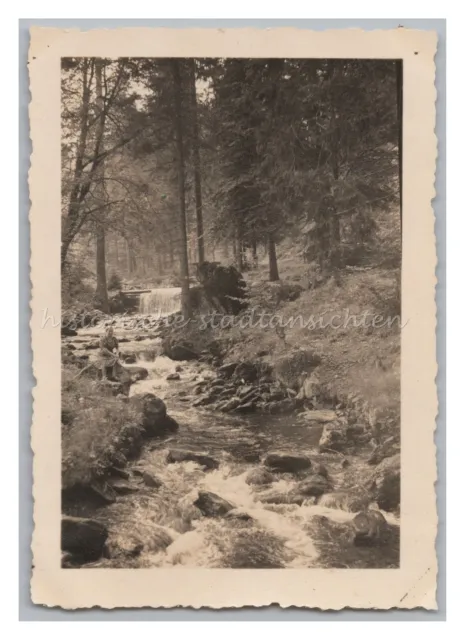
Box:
[61,366,144,489]
[211,254,401,437]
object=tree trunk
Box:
[95,223,109,310]
[235,223,244,271]
[268,234,279,281]
[157,251,163,275]
[125,239,136,274]
[330,215,342,285]
[396,59,403,233]
[168,234,174,268]
[61,60,136,269]
[114,235,119,269]
[131,249,137,273]
[94,59,109,313]
[251,232,258,268]
[61,58,93,270]
[232,237,238,264]
[126,239,131,273]
[330,215,341,268]
[171,59,191,319]
[189,59,205,265]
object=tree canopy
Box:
[61,57,401,309]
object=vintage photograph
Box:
[59,55,402,571]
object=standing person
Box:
[99,326,120,380]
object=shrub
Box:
[364,270,401,328]
[273,349,322,389]
[62,261,94,307]
[61,366,143,489]
[108,272,123,291]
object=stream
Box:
[65,305,400,570]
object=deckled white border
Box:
[29,27,438,609]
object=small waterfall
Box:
[139,287,182,316]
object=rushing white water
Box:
[201,468,319,565]
[139,287,182,316]
[128,355,183,397]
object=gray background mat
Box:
[19,18,446,621]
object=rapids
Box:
[67,319,400,570]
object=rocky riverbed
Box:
[61,316,400,570]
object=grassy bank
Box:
[61,366,144,490]
[206,254,400,441]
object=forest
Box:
[61,57,401,315]
[61,57,402,570]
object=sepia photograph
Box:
[59,55,402,571]
[26,23,440,609]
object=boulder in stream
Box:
[84,340,100,350]
[318,492,371,513]
[130,393,178,437]
[351,510,389,546]
[194,490,236,517]
[217,396,241,412]
[318,423,348,453]
[61,516,108,564]
[303,409,338,423]
[162,415,179,433]
[296,474,330,497]
[142,471,163,488]
[218,362,237,378]
[234,361,259,383]
[108,478,140,495]
[166,449,220,470]
[245,467,275,486]
[369,454,400,512]
[192,395,214,407]
[62,480,118,508]
[263,398,300,415]
[209,379,227,389]
[263,452,312,474]
[259,491,305,506]
[235,401,257,414]
[166,372,181,381]
[61,326,78,337]
[237,384,254,398]
[109,466,130,480]
[125,365,149,381]
[311,462,329,479]
[225,508,254,522]
[229,448,261,463]
[162,338,199,361]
